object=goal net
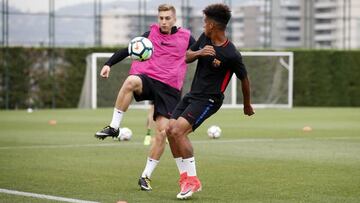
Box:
[78,52,293,109]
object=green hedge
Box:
[293,50,360,106]
[0,48,359,109]
[0,47,117,109]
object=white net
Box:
[79,52,293,109]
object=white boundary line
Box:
[0,143,131,150]
[0,188,100,203]
[0,137,358,150]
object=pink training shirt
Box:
[129,24,191,91]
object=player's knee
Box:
[166,125,181,139]
[123,76,141,91]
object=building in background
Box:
[271,0,302,48]
[3,0,359,49]
[101,7,156,46]
[268,0,360,49]
[310,0,360,49]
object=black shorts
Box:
[171,93,223,131]
[133,74,181,121]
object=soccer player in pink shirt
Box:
[94,4,195,191]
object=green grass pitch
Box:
[0,108,360,203]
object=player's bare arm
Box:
[185,45,216,63]
[241,76,255,116]
[100,65,111,78]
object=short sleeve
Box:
[190,33,206,51]
[232,51,247,80]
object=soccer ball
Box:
[207,125,222,139]
[128,37,153,61]
[118,127,133,141]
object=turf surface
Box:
[0,108,359,203]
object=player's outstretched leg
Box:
[138,176,152,191]
[94,126,119,140]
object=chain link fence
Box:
[1,0,360,109]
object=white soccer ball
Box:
[27,108,33,113]
[118,127,133,141]
[207,125,222,139]
[128,37,153,61]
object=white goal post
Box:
[78,51,293,109]
[223,51,294,109]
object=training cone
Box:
[48,119,57,125]
[302,126,312,132]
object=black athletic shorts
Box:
[133,74,181,121]
[171,93,223,131]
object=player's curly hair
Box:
[203,4,231,30]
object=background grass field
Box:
[1,108,360,203]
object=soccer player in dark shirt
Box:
[165,3,255,199]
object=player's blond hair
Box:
[158,4,176,14]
